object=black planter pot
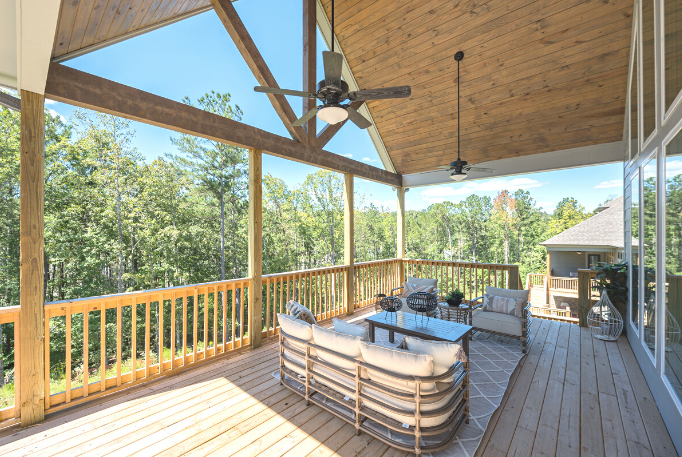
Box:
[447,298,463,307]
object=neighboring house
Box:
[541,196,630,277]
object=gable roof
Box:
[541,196,624,248]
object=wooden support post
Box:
[577,269,593,327]
[19,90,45,426]
[508,265,520,290]
[397,187,406,286]
[344,174,354,315]
[546,250,551,305]
[248,148,263,348]
[303,0,316,147]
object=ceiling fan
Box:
[253,0,411,130]
[433,51,495,181]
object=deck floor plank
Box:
[0,311,675,457]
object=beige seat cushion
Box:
[358,341,435,394]
[312,325,364,372]
[404,336,466,383]
[333,318,369,341]
[278,313,316,375]
[472,311,523,336]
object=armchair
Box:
[468,286,533,353]
[390,276,440,317]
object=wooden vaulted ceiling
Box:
[321,0,633,175]
[52,0,212,59]
[51,0,634,176]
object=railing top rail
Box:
[0,305,19,315]
[44,277,253,307]
[402,258,517,268]
[262,264,348,278]
[353,258,401,267]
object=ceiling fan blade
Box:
[254,86,315,98]
[435,165,453,170]
[345,106,372,129]
[348,86,411,101]
[323,51,343,89]
[292,107,319,127]
[466,167,495,173]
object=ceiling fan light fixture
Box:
[450,170,467,181]
[317,105,348,124]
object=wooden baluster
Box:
[231,285,236,350]
[279,279,284,323]
[116,300,121,386]
[266,280,271,336]
[101,302,106,392]
[132,300,136,381]
[44,313,50,409]
[213,286,217,353]
[182,290,187,366]
[222,285,227,351]
[203,288,207,360]
[145,295,151,377]
[238,285,243,348]
[171,292,176,369]
[159,293,164,373]
[193,288,198,360]
[83,304,88,397]
[66,307,71,403]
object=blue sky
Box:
[45,0,622,213]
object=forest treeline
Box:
[0,93,601,381]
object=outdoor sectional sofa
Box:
[277,313,469,455]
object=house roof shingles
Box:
[541,196,624,248]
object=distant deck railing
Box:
[0,258,520,424]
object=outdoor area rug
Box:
[272,324,525,457]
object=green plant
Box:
[445,289,464,301]
[591,261,628,316]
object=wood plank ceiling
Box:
[52,0,211,59]
[321,0,633,175]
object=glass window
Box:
[665,0,682,112]
[588,254,601,268]
[643,156,657,358]
[632,43,640,161]
[643,0,655,139]
[665,130,682,403]
[632,171,640,330]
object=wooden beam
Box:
[316,101,364,148]
[19,90,45,426]
[397,187,406,286]
[303,0,317,146]
[344,174,354,315]
[248,149,263,349]
[44,63,401,187]
[546,250,551,305]
[210,0,308,144]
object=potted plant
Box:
[445,289,464,306]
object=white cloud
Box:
[343,153,353,158]
[362,157,378,163]
[537,201,557,213]
[48,109,66,122]
[45,99,57,105]
[419,177,546,204]
[594,179,621,189]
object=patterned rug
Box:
[273,324,525,457]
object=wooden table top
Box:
[366,311,473,343]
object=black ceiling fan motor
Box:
[317,79,349,103]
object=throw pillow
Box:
[333,318,369,341]
[485,286,529,316]
[286,300,317,325]
[404,336,467,383]
[400,282,435,298]
[482,294,524,317]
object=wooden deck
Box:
[0,309,676,457]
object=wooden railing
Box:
[402,259,521,298]
[527,273,546,288]
[353,258,402,308]
[0,306,20,422]
[0,258,522,423]
[549,276,579,292]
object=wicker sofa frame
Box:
[468,297,533,353]
[278,329,469,455]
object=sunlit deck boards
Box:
[0,312,675,456]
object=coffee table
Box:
[366,310,472,345]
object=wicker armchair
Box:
[468,289,533,353]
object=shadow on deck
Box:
[0,309,675,456]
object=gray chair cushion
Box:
[485,286,529,303]
[472,311,523,336]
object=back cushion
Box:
[359,341,435,393]
[278,313,315,356]
[404,336,466,383]
[312,325,363,372]
[407,276,438,288]
[333,318,369,341]
[485,286,529,316]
